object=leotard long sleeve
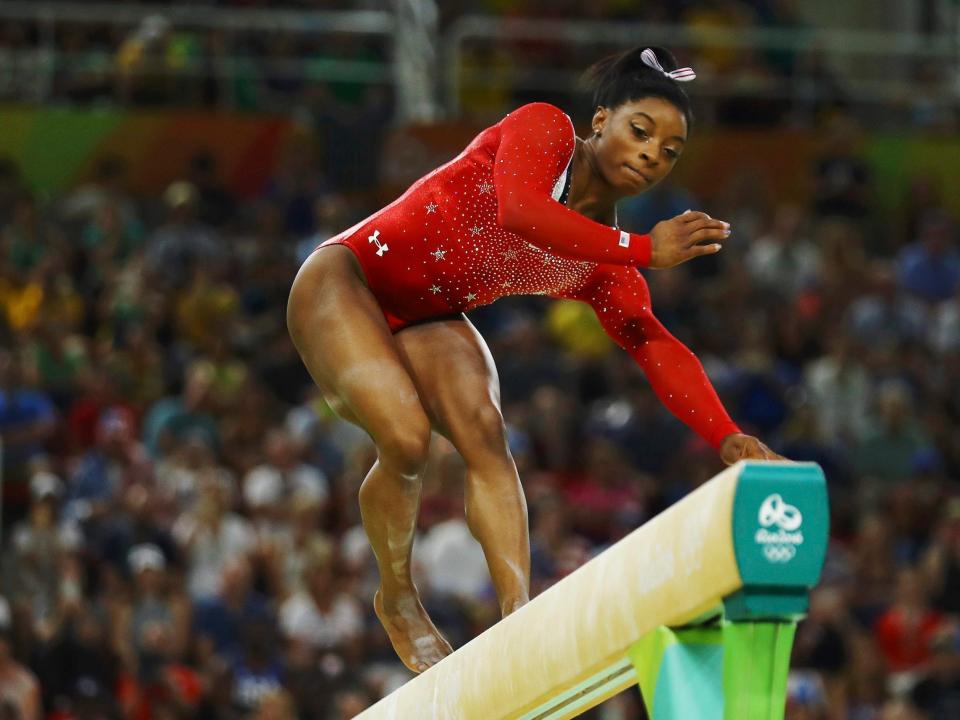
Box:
[560,264,741,449]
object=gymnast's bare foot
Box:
[374,588,453,673]
[502,597,528,617]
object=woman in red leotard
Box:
[287,46,785,673]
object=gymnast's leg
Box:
[395,316,530,617]
[287,245,452,673]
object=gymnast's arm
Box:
[563,264,741,451]
[492,102,654,266]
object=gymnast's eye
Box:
[631,125,649,139]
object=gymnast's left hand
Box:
[719,433,787,465]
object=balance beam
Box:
[355,460,828,720]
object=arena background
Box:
[0,1,959,719]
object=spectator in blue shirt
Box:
[897,210,960,304]
[0,349,56,513]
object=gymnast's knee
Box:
[376,419,432,479]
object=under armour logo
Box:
[368,230,388,257]
[758,494,802,531]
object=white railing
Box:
[0,2,394,34]
[0,3,957,119]
[0,2,397,110]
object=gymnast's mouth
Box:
[625,165,651,184]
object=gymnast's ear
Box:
[591,106,608,137]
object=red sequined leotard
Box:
[321,102,741,448]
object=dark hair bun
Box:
[583,46,693,125]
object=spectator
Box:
[929,287,960,354]
[60,155,138,229]
[0,349,56,506]
[909,626,960,720]
[803,327,871,445]
[5,472,83,639]
[851,380,934,487]
[229,621,284,716]
[791,586,854,719]
[115,619,202,720]
[847,261,927,351]
[746,203,821,299]
[846,633,889,720]
[174,474,254,601]
[71,408,149,509]
[79,198,145,276]
[874,566,946,688]
[296,194,351,265]
[280,535,364,649]
[191,557,270,660]
[112,545,190,679]
[560,436,647,544]
[243,427,329,524]
[897,210,960,305]
[785,669,828,720]
[115,15,175,106]
[921,498,960,616]
[812,114,871,221]
[0,596,41,720]
[143,362,219,459]
[99,483,178,579]
[173,267,242,355]
[144,181,225,292]
[262,144,326,238]
[2,193,62,277]
[31,602,121,716]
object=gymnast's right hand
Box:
[648,210,730,269]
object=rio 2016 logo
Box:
[755,494,804,563]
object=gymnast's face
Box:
[590,96,687,193]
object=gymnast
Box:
[287,46,785,673]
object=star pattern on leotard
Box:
[327,103,594,328]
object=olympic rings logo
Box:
[762,545,797,563]
[758,493,803,531]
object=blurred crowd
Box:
[0,8,958,720]
[0,101,958,719]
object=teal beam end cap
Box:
[732,461,830,595]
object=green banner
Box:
[722,622,796,720]
[629,621,796,720]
